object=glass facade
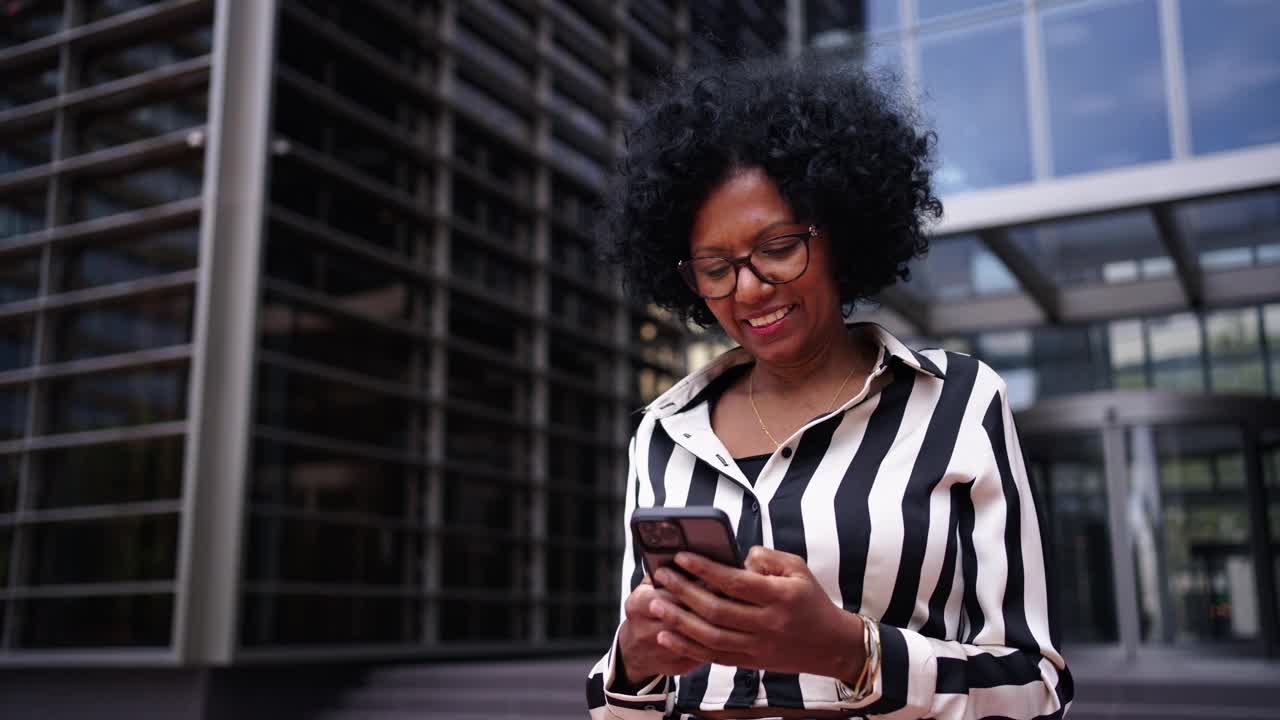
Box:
[807,0,1280,191]
[2,0,778,662]
[0,0,212,653]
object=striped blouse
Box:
[586,322,1073,719]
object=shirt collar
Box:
[643,321,945,419]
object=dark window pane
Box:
[79,90,209,151]
[68,158,203,222]
[240,594,421,646]
[259,293,415,382]
[1,127,54,171]
[252,441,423,520]
[256,364,414,450]
[446,412,525,472]
[441,534,527,592]
[904,234,1019,301]
[82,26,212,86]
[1180,0,1280,154]
[0,455,18,512]
[0,190,48,239]
[34,435,185,509]
[1176,190,1280,271]
[0,58,59,111]
[547,600,611,640]
[920,17,1032,193]
[547,545,610,595]
[439,598,527,643]
[19,594,172,648]
[0,316,35,372]
[1149,312,1205,392]
[52,292,193,361]
[245,515,420,586]
[449,301,524,354]
[0,0,63,46]
[1042,0,1170,176]
[1,385,29,440]
[25,514,179,584]
[0,527,10,584]
[447,359,520,415]
[59,228,200,291]
[0,251,40,304]
[83,0,159,22]
[1012,211,1169,287]
[443,475,517,530]
[46,366,188,434]
[264,232,417,319]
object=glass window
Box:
[256,364,413,450]
[52,292,194,362]
[1,455,18,513]
[1147,312,1204,391]
[81,26,212,87]
[79,91,209,152]
[260,292,416,383]
[1206,307,1265,393]
[1263,427,1280,627]
[25,513,179,584]
[1,385,29,441]
[0,317,35,372]
[240,594,421,646]
[439,597,528,643]
[904,233,1019,300]
[34,435,184,509]
[0,57,59,111]
[59,228,200,291]
[1012,211,1168,287]
[805,0,899,37]
[245,514,420,586]
[440,532,529,592]
[0,0,63,46]
[918,0,1013,21]
[1128,425,1255,644]
[920,17,1033,193]
[1265,304,1280,395]
[1,127,54,172]
[1022,431,1117,643]
[46,365,188,434]
[1109,319,1147,389]
[0,190,48,240]
[0,251,41,304]
[252,440,423,521]
[1176,190,1280,271]
[1179,0,1280,154]
[68,158,203,222]
[18,594,173,648]
[1041,0,1170,176]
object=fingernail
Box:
[649,599,666,618]
[674,552,691,567]
[654,568,672,585]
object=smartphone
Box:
[631,506,743,586]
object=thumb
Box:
[744,546,797,576]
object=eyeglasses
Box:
[677,225,816,300]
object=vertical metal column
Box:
[528,0,553,646]
[423,0,457,646]
[1024,0,1054,180]
[786,0,804,58]
[1243,424,1278,657]
[1102,415,1141,660]
[174,0,278,665]
[1157,0,1192,159]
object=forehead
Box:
[689,168,796,253]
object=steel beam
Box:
[977,227,1063,323]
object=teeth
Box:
[747,306,792,327]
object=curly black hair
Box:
[598,55,942,328]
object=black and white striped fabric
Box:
[586,322,1073,719]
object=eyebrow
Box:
[691,219,801,255]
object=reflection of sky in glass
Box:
[1011,211,1168,287]
[864,0,900,31]
[920,18,1032,193]
[1041,0,1170,176]
[1180,0,1280,154]
[1175,190,1280,270]
[903,234,1019,300]
[918,0,1013,21]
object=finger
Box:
[674,552,778,605]
[652,567,763,632]
[743,545,804,576]
[655,630,757,669]
[649,595,754,654]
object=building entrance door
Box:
[1016,391,1280,659]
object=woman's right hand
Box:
[617,578,704,685]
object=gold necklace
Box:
[748,359,862,449]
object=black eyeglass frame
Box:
[676,225,817,300]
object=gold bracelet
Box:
[866,617,882,694]
[851,615,872,697]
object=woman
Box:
[586,57,1071,720]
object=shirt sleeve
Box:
[586,434,677,719]
[838,377,1074,720]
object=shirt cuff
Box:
[602,626,674,718]
[833,623,937,717]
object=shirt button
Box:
[750,500,759,513]
[781,447,793,459]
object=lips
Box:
[743,304,795,330]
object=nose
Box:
[733,262,775,304]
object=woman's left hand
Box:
[647,546,865,682]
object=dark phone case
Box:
[630,506,743,585]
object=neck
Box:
[751,322,869,397]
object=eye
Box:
[757,236,803,256]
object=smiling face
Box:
[688,167,847,367]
